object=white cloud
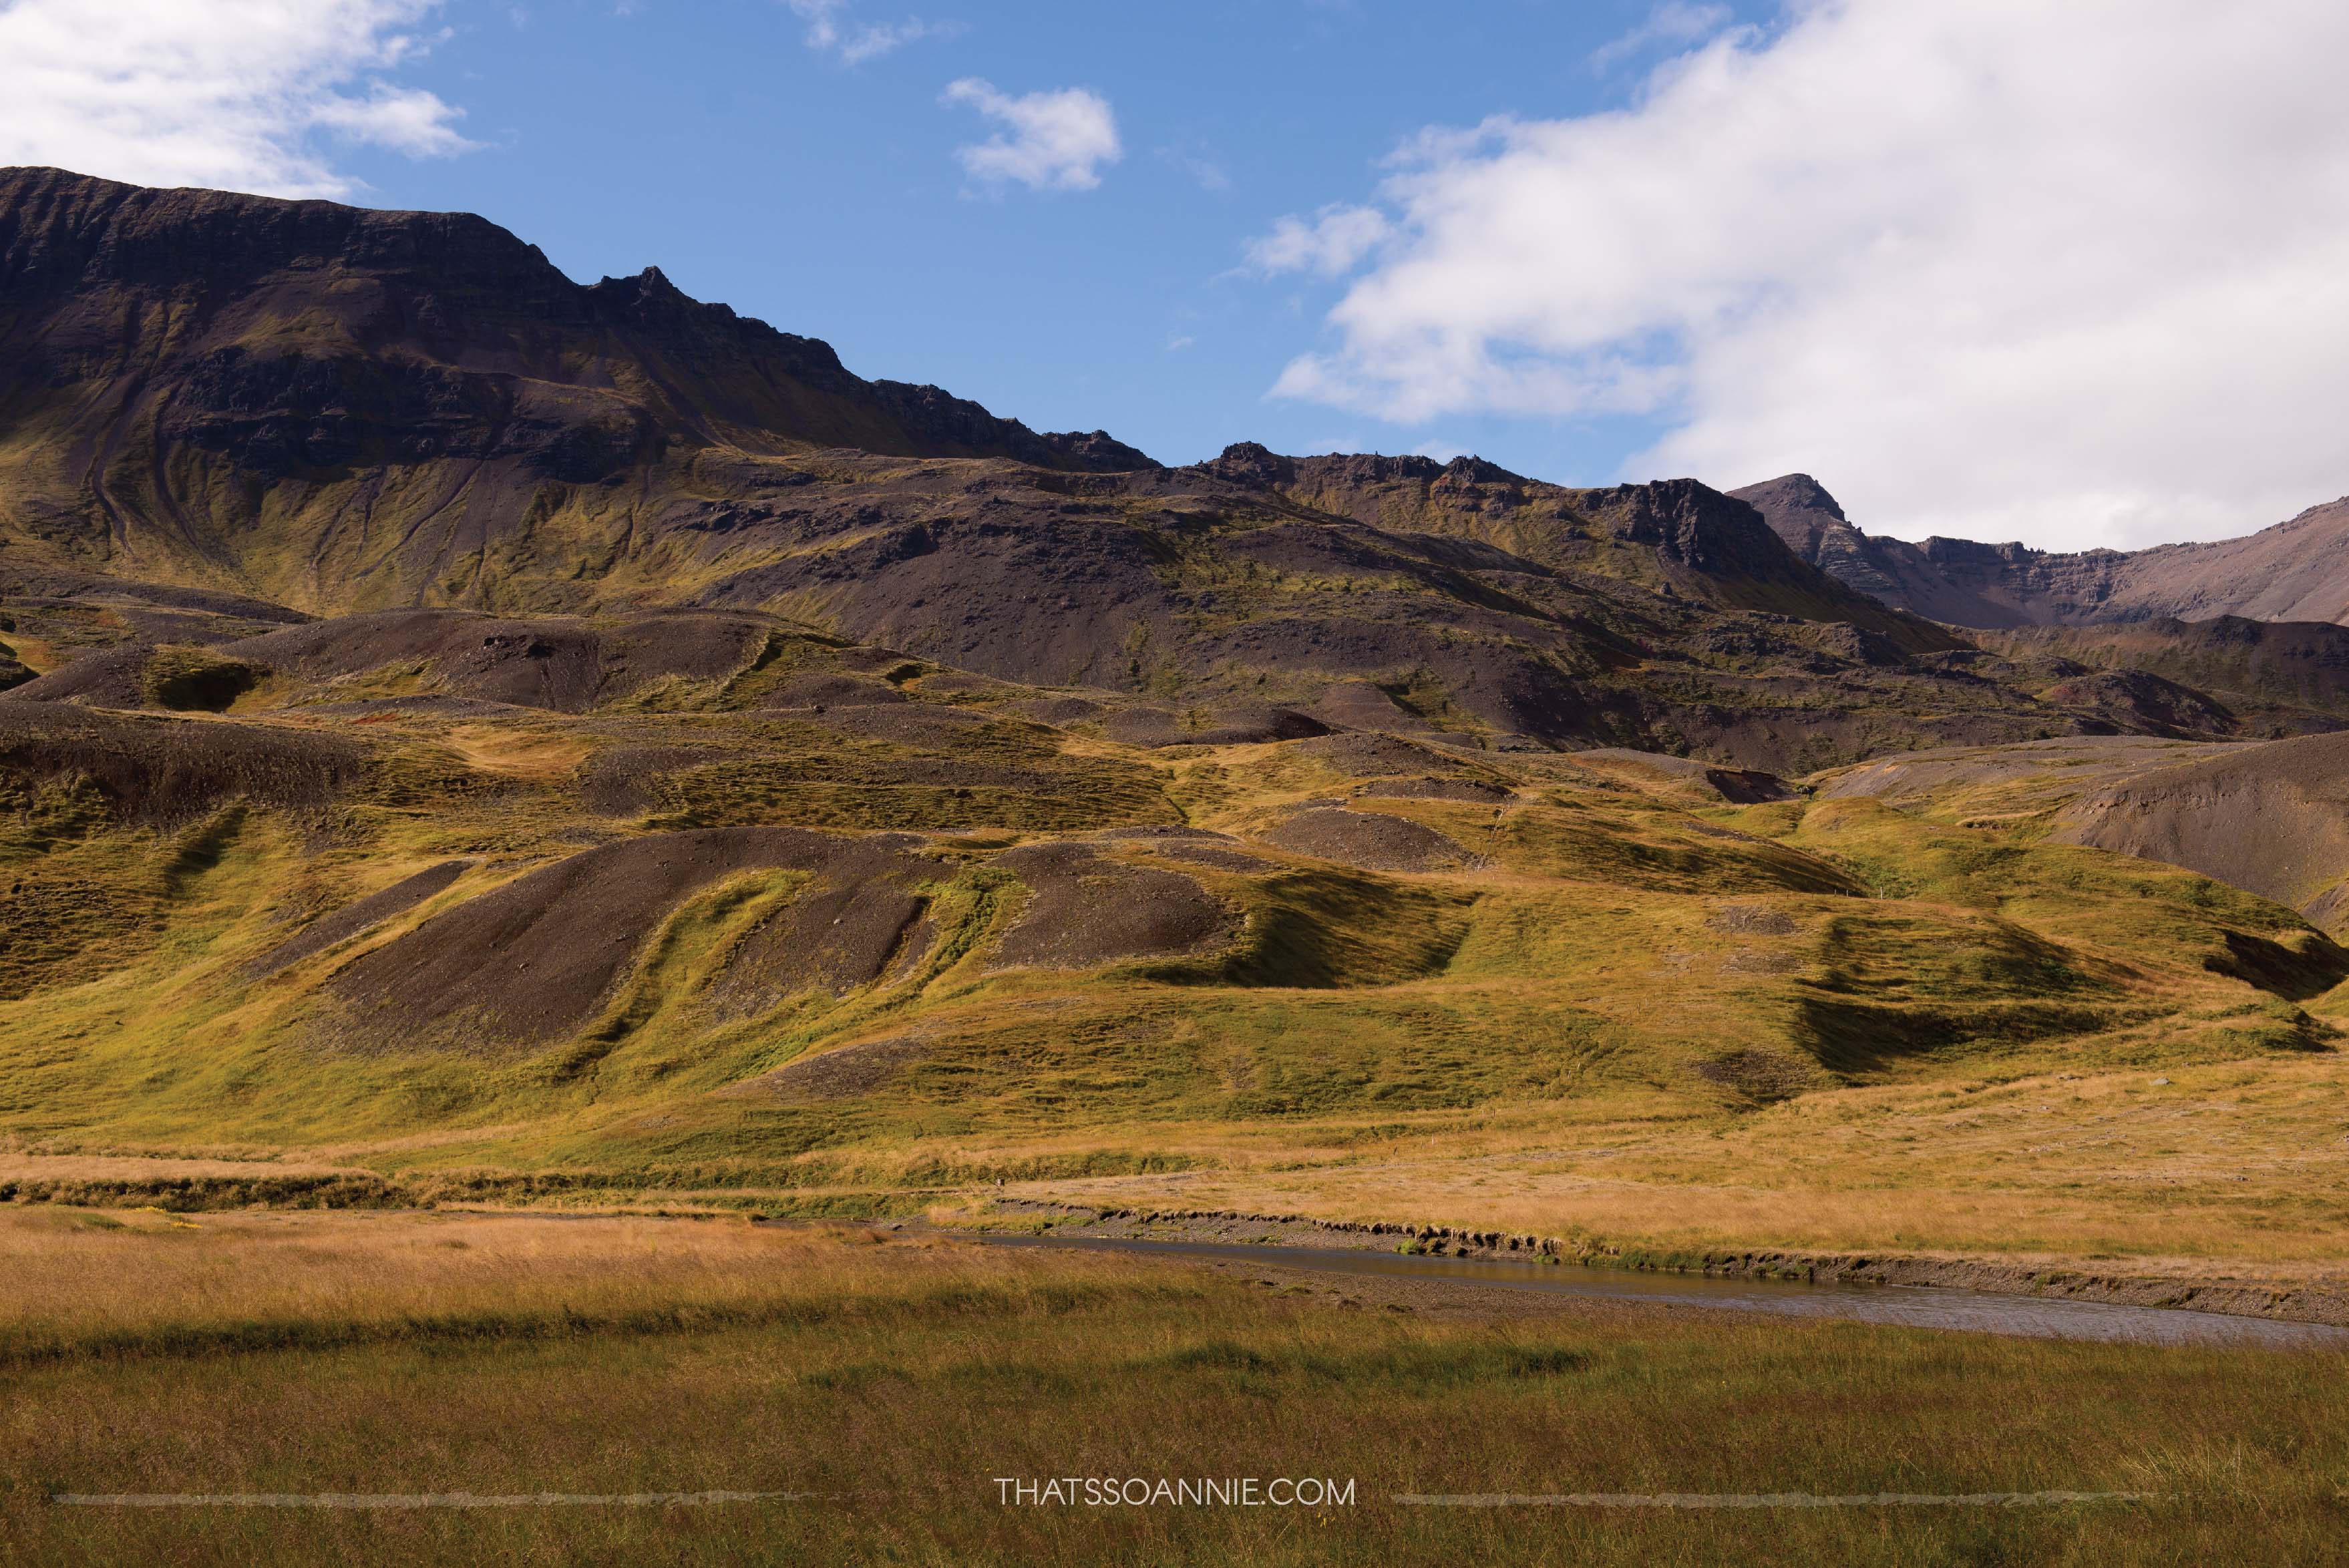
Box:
[942,77,1119,192]
[1159,145,1230,194]
[1265,0,2349,552]
[0,0,475,198]
[1166,333,1195,351]
[1244,204,1390,277]
[786,0,945,65]
[1589,1,1734,71]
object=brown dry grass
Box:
[3,1209,2347,1566]
[439,723,597,779]
[1005,1053,2349,1268]
[0,1207,1123,1361]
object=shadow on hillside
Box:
[2205,929,2349,1002]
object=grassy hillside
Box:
[3,612,2344,1274]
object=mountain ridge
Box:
[8,168,2349,773]
[1733,472,2349,630]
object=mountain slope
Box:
[7,168,2346,774]
[1733,473,2349,630]
[0,165,1151,608]
[1210,446,1947,650]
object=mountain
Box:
[16,167,2323,772]
[0,164,1151,607]
[1732,474,2349,629]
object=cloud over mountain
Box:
[1256,0,2349,552]
[0,0,472,197]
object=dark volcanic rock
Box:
[0,166,1157,479]
[0,169,2300,774]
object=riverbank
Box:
[970,1200,2349,1330]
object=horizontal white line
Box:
[53,1491,824,1509]
[1393,1491,2151,1509]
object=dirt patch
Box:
[327,827,937,1049]
[1290,732,1467,778]
[1085,826,1274,873]
[988,842,1234,969]
[1692,1048,1815,1102]
[216,608,774,713]
[1706,904,1797,936]
[246,860,473,979]
[1102,705,1328,749]
[1356,776,1513,803]
[759,672,908,708]
[1306,681,1431,734]
[743,1033,930,1103]
[1256,807,1477,873]
[1009,696,1107,725]
[705,833,944,1018]
[576,745,730,816]
[0,703,366,821]
[597,610,781,689]
[224,611,600,711]
[1,646,151,708]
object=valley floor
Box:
[11,1042,2347,1320]
[4,1209,2346,1568]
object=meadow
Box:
[4,1208,2347,1567]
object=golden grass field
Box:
[5,1208,2347,1567]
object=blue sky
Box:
[326,0,1762,479]
[7,1,2347,548]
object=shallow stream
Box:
[976,1234,2349,1349]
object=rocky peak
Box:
[1728,473,1857,558]
[1201,441,1296,487]
[1436,453,1527,489]
[1582,478,1787,575]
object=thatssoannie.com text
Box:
[994,1477,1356,1507]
